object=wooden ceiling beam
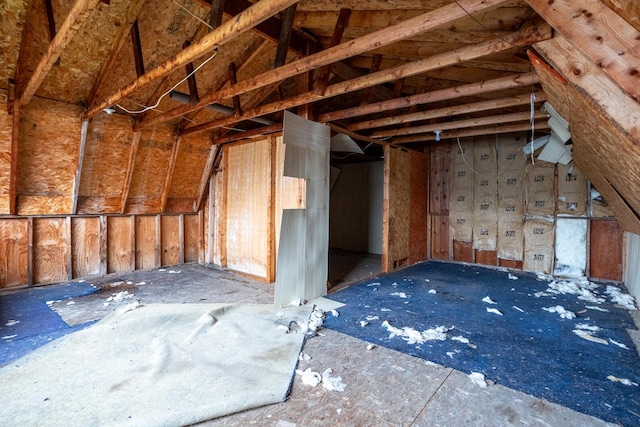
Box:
[274,3,297,68]
[372,110,548,138]
[359,54,383,105]
[352,91,546,131]
[178,22,551,136]
[83,0,298,119]
[136,0,514,130]
[317,72,540,123]
[130,20,145,78]
[228,62,242,117]
[391,121,550,144]
[86,0,147,107]
[526,0,640,102]
[315,8,352,95]
[19,0,100,107]
[209,0,225,30]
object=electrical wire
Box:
[116,46,219,114]
[173,0,214,30]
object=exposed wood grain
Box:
[527,0,640,102]
[475,249,498,266]
[429,143,450,215]
[19,0,100,107]
[499,258,523,269]
[107,216,134,273]
[136,0,515,129]
[315,8,352,96]
[71,216,100,278]
[318,73,540,123]
[0,91,16,214]
[134,215,158,270]
[99,215,107,274]
[382,146,411,272]
[454,240,474,263]
[32,217,68,285]
[0,219,29,288]
[72,120,89,214]
[431,214,450,261]
[409,149,428,264]
[160,135,181,212]
[84,0,298,119]
[161,215,181,266]
[184,213,200,262]
[589,219,623,281]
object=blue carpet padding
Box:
[324,261,640,426]
[0,282,98,367]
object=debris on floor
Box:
[607,375,638,386]
[468,372,488,388]
[486,307,503,316]
[543,305,576,320]
[482,296,497,304]
[381,320,449,344]
[605,286,637,310]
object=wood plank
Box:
[314,8,352,95]
[19,0,101,107]
[161,215,181,266]
[160,135,181,212]
[84,0,299,119]
[0,219,29,288]
[409,149,428,264]
[71,216,101,278]
[453,240,474,263]
[318,73,540,123]
[382,146,411,272]
[8,99,19,214]
[184,214,200,263]
[431,214,450,261]
[99,215,107,275]
[429,143,450,215]
[107,216,134,273]
[0,90,12,214]
[391,122,551,145]
[351,91,546,131]
[475,249,498,266]
[499,258,523,270]
[130,20,145,77]
[72,120,89,214]
[33,217,68,285]
[137,0,517,129]
[526,0,640,102]
[135,215,158,270]
[589,219,623,281]
[65,217,73,280]
[178,22,551,136]
[119,129,140,213]
[274,3,297,68]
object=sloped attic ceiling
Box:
[0,0,639,224]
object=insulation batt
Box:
[543,305,576,319]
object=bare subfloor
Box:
[48,263,613,427]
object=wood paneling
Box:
[135,215,159,270]
[17,97,82,215]
[475,249,498,266]
[453,240,473,263]
[383,146,411,272]
[184,214,200,263]
[0,219,29,288]
[33,218,68,284]
[429,142,450,215]
[161,215,181,266]
[431,214,450,261]
[590,220,623,281]
[71,217,100,278]
[107,216,134,273]
[167,133,211,205]
[409,149,428,264]
[499,258,523,270]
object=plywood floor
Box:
[40,263,620,426]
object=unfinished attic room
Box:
[3,0,640,424]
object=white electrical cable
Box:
[173,0,214,30]
[116,46,219,114]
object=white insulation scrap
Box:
[609,339,629,350]
[543,305,576,320]
[2,335,17,340]
[298,352,311,362]
[575,323,600,332]
[168,270,181,274]
[116,300,141,315]
[330,309,339,317]
[5,320,20,326]
[381,320,449,344]
[482,296,497,304]
[468,372,488,388]
[607,375,638,386]
[366,344,375,350]
[486,308,503,316]
[450,335,469,344]
[512,306,525,313]
[541,280,604,304]
[585,305,609,312]
[428,289,436,294]
[508,273,519,280]
[367,282,381,287]
[365,315,379,321]
[605,286,637,310]
[390,292,409,298]
[321,369,347,392]
[107,291,134,303]
[573,329,608,345]
[360,321,369,327]
[296,368,322,387]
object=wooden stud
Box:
[19,0,101,108]
[228,62,242,117]
[99,214,107,275]
[9,102,19,215]
[136,0,516,129]
[160,135,181,212]
[317,72,541,123]
[155,215,162,267]
[14,0,38,96]
[209,0,225,31]
[65,217,73,279]
[198,209,205,263]
[196,123,282,143]
[84,0,298,119]
[72,120,89,214]
[86,0,147,107]
[179,214,185,264]
[359,54,383,106]
[130,216,136,271]
[182,41,200,104]
[196,145,220,212]
[130,20,145,78]
[43,0,57,41]
[314,8,352,95]
[274,3,297,68]
[220,151,228,267]
[27,217,33,286]
[267,135,276,282]
[207,174,215,263]
[120,131,141,213]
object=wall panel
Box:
[0,219,29,287]
[590,220,623,281]
[383,146,410,272]
[107,216,134,273]
[161,215,181,266]
[184,214,200,263]
[71,217,101,278]
[33,218,68,284]
[135,216,159,270]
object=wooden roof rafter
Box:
[134,0,516,130]
[177,21,551,137]
[83,0,299,119]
